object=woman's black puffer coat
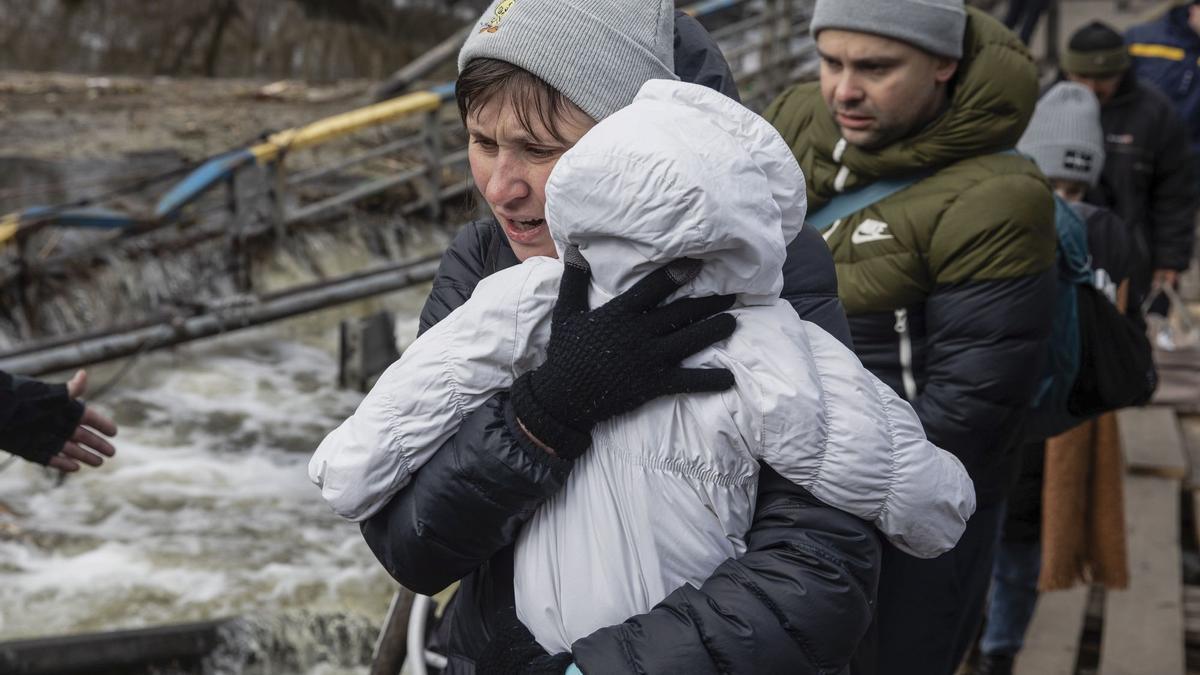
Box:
[359,13,878,673]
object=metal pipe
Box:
[373,25,472,101]
[405,594,435,675]
[286,135,425,186]
[284,167,427,224]
[0,256,441,376]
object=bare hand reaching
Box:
[47,370,117,473]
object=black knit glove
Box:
[511,247,737,459]
[476,607,574,675]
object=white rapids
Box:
[0,299,428,673]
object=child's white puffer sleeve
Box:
[760,320,976,559]
[308,260,559,521]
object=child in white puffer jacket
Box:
[310,79,975,653]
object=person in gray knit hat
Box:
[976,81,1135,675]
[1018,81,1106,198]
[457,0,677,122]
[767,1,1056,674]
[356,1,879,674]
[801,0,965,150]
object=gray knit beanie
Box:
[1017,82,1106,187]
[457,0,677,122]
[811,0,967,59]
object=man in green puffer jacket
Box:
[766,1,1056,673]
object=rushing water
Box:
[0,283,433,673]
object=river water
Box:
[0,274,436,673]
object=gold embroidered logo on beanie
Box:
[480,0,517,34]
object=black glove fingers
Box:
[607,258,703,314]
[476,607,563,675]
[655,312,737,364]
[555,245,593,318]
[661,366,737,395]
[644,294,737,334]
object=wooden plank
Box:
[1098,474,1185,675]
[1117,407,1188,479]
[1180,415,1200,490]
[1013,585,1089,675]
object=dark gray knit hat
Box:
[1063,21,1129,77]
[811,0,967,59]
[457,0,677,122]
[1018,82,1106,187]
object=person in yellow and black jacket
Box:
[1127,2,1200,159]
[766,1,1056,673]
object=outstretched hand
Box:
[49,370,117,473]
[510,247,738,459]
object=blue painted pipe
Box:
[19,205,137,230]
[430,81,456,101]
[153,149,255,221]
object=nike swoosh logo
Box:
[851,219,895,245]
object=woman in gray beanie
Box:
[354,1,879,673]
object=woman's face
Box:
[466,98,596,261]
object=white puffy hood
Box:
[545,79,807,302]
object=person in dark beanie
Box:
[1127,1,1200,159]
[1061,20,1197,312]
[765,0,1057,673]
[1,369,117,472]
[974,82,1134,675]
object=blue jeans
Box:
[980,539,1042,656]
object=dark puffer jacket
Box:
[766,8,1058,507]
[1127,5,1200,157]
[1079,69,1197,303]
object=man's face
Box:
[1065,72,1123,105]
[817,29,959,149]
[1189,5,1200,37]
[466,98,595,261]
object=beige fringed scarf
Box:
[1038,411,1130,590]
